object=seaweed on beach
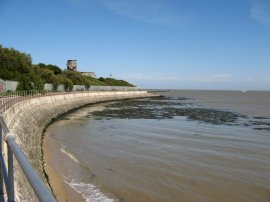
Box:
[253,127,270,131]
[253,116,270,120]
[91,97,245,125]
[107,97,192,109]
[248,120,270,126]
[164,107,242,125]
[92,107,173,120]
[247,119,270,132]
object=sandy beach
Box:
[43,134,85,202]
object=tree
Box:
[62,70,84,85]
[38,63,62,75]
[84,80,91,90]
[62,78,73,91]
[99,77,105,82]
[32,74,44,90]
[37,68,54,83]
[51,75,62,91]
[0,69,14,80]
[0,44,32,81]
[16,75,34,91]
[47,64,62,75]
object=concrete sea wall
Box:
[2,91,153,201]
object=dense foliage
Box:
[0,45,134,91]
[98,77,134,86]
[0,45,32,81]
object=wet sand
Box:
[43,134,85,202]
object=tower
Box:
[67,60,77,71]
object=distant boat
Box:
[241,90,247,93]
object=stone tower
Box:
[67,60,77,71]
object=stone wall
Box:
[1,79,138,92]
[89,86,138,91]
[0,79,5,92]
[2,91,155,201]
[5,80,19,91]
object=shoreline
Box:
[43,132,86,202]
[4,90,156,201]
[41,95,160,201]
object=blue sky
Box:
[1,0,270,90]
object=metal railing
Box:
[0,90,92,201]
[0,91,62,201]
[0,115,56,202]
[0,90,71,114]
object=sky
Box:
[0,0,270,90]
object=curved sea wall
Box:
[2,91,154,201]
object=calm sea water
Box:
[44,90,270,202]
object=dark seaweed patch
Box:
[249,121,270,126]
[107,98,192,108]
[253,127,270,131]
[173,108,241,124]
[91,98,245,125]
[248,119,270,132]
[253,116,269,120]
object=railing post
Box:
[7,144,14,202]
[0,125,3,199]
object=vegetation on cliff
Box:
[0,44,134,91]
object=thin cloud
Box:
[251,0,270,27]
[92,0,188,27]
[119,73,234,83]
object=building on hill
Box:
[81,72,96,78]
[66,60,96,78]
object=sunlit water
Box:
[44,90,270,202]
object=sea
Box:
[44,90,270,202]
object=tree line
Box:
[0,44,134,91]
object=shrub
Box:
[16,75,34,91]
[62,78,73,91]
